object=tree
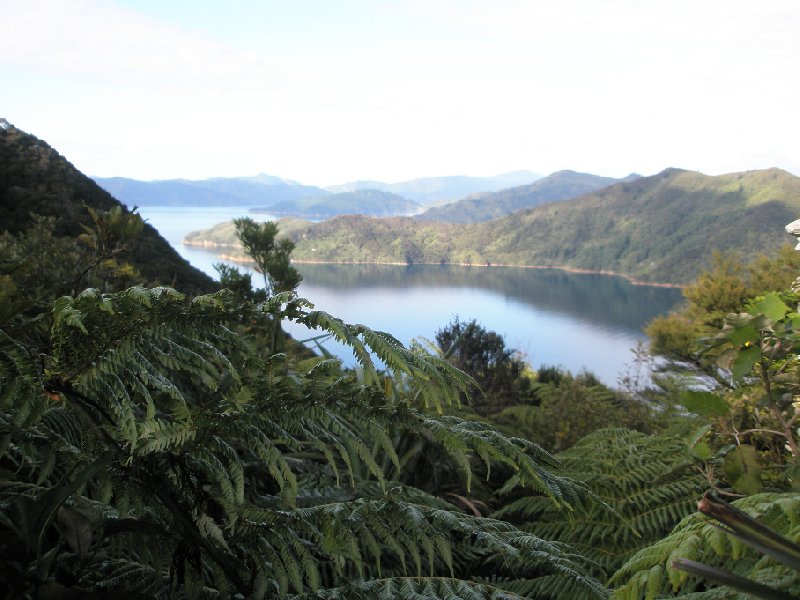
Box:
[647,246,800,369]
[233,217,302,295]
[435,317,534,415]
[213,262,266,303]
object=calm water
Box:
[139,206,684,385]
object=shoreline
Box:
[202,245,684,289]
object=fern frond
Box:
[2,286,599,598]
[610,492,800,599]
[494,428,705,586]
[291,576,532,599]
[0,328,45,427]
[269,498,606,598]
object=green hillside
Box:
[184,167,800,285]
[253,188,421,218]
[297,168,800,284]
[0,121,214,293]
[466,167,800,283]
[184,217,309,248]
[417,170,636,223]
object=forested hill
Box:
[417,170,638,223]
[0,120,214,292]
[282,168,800,284]
[461,167,800,283]
[252,188,421,218]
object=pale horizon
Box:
[3,0,799,187]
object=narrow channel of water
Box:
[139,206,683,384]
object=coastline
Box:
[200,245,684,289]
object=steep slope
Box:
[326,171,540,205]
[94,175,327,207]
[0,119,214,292]
[417,170,637,223]
[254,189,421,218]
[468,168,800,283]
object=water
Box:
[138,206,278,275]
[138,206,684,385]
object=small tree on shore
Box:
[233,217,301,295]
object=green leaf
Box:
[750,292,790,322]
[727,324,759,347]
[692,442,713,460]
[732,346,761,381]
[724,445,762,495]
[680,391,730,417]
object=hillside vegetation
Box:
[0,121,214,292]
[190,167,800,284]
[465,167,800,283]
[417,170,637,223]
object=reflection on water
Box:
[292,263,682,334]
[285,264,682,386]
[139,206,684,385]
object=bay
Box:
[138,206,684,385]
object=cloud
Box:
[1,0,286,91]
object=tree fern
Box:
[610,493,800,598]
[492,428,706,596]
[1,285,601,599]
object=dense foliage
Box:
[0,284,609,599]
[495,428,706,594]
[435,317,535,416]
[0,122,214,293]
[5,121,800,599]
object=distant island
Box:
[249,189,422,218]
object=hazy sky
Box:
[3,0,799,186]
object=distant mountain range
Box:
[94,175,328,207]
[326,171,540,205]
[186,167,800,284]
[416,170,640,223]
[94,171,542,215]
[252,189,421,218]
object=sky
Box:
[2,0,799,186]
